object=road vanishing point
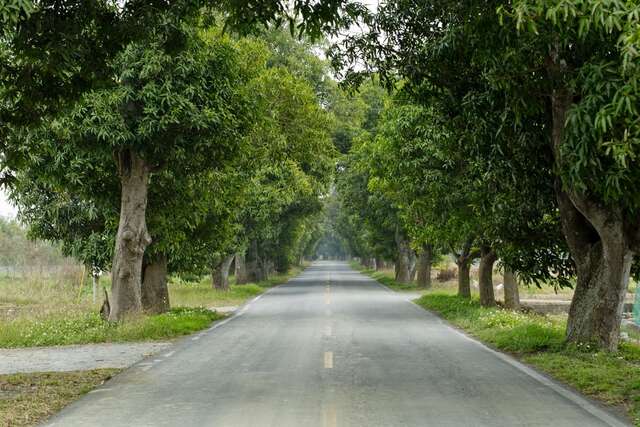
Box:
[46,261,630,427]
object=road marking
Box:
[88,388,111,394]
[324,351,333,369]
[164,351,175,358]
[191,336,200,341]
[323,404,337,427]
[325,325,332,337]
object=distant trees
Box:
[2,2,340,320]
[332,0,639,351]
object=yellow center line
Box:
[324,351,333,369]
[323,404,337,427]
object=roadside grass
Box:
[417,293,640,425]
[0,265,304,348]
[0,307,223,348]
[0,369,119,426]
[169,266,302,308]
[353,263,640,425]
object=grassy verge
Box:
[169,266,303,308]
[349,261,453,294]
[0,307,224,348]
[0,266,304,348]
[0,369,120,426]
[419,294,640,425]
[354,263,640,425]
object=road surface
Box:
[46,261,629,427]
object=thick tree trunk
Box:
[551,87,636,351]
[457,261,471,298]
[455,239,477,299]
[141,255,170,314]
[394,228,411,284]
[110,150,151,321]
[246,239,265,282]
[375,257,384,271]
[503,267,520,310]
[416,244,432,289]
[478,246,497,307]
[234,252,248,285]
[212,254,235,291]
[409,250,417,282]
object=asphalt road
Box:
[46,261,629,427]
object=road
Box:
[46,261,629,427]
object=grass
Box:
[0,307,224,348]
[354,262,640,425]
[169,266,303,308]
[0,369,120,426]
[417,293,640,425]
[0,265,304,348]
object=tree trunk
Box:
[235,252,248,284]
[394,228,411,284]
[455,238,477,299]
[375,257,384,271]
[416,244,432,289]
[141,255,170,314]
[457,261,471,298]
[557,186,633,351]
[551,86,635,351]
[409,250,417,282]
[109,150,151,321]
[503,267,520,310]
[246,239,265,282]
[212,254,235,291]
[478,246,496,307]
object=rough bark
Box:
[246,239,266,282]
[503,267,520,310]
[235,252,248,284]
[394,228,411,284]
[478,246,497,307]
[212,254,235,291]
[416,244,432,289]
[551,86,636,351]
[109,150,151,321]
[454,238,476,299]
[141,255,170,314]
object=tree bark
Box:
[416,244,432,289]
[234,252,248,285]
[503,267,520,310]
[141,255,170,314]
[375,256,384,271]
[212,254,235,291]
[478,246,497,307]
[394,228,411,284]
[455,238,476,299]
[246,239,265,282]
[109,150,151,321]
[409,250,417,282]
[550,86,636,351]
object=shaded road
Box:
[46,261,629,427]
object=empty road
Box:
[46,261,629,427]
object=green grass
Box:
[169,266,302,308]
[0,307,224,348]
[0,369,119,426]
[416,293,640,425]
